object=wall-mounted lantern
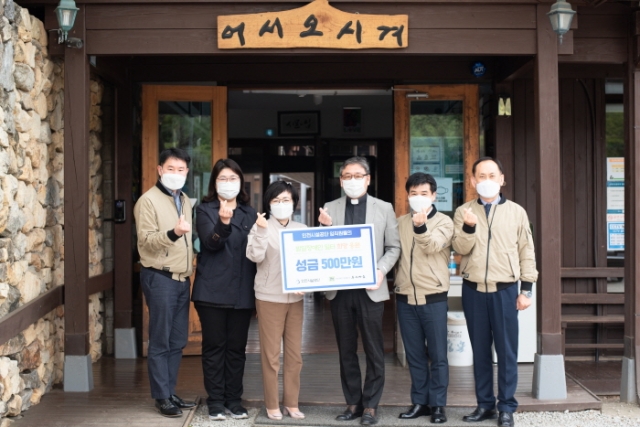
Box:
[55,0,83,48]
[547,0,576,45]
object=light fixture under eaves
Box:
[498,97,512,116]
[407,93,429,99]
[242,89,391,96]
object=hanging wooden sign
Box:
[217,0,408,50]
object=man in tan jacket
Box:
[134,148,196,418]
[452,157,538,427]
[395,173,453,424]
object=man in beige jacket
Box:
[395,173,453,424]
[134,148,196,418]
[452,157,538,427]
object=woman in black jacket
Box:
[192,159,256,421]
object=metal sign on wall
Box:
[217,0,409,50]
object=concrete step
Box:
[254,405,501,427]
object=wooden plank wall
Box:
[560,4,630,64]
[508,76,623,357]
[82,3,540,55]
[558,78,623,357]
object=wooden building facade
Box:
[6,0,640,402]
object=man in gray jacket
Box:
[318,156,400,426]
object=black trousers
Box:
[194,304,253,412]
[331,289,385,409]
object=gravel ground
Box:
[187,398,640,427]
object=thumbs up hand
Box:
[219,200,234,225]
[256,212,268,229]
[174,214,191,236]
[318,207,333,226]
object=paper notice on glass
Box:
[606,157,624,181]
[434,177,453,212]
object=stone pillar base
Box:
[532,353,567,399]
[620,357,637,402]
[115,328,138,359]
[64,354,94,392]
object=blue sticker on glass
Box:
[471,62,486,78]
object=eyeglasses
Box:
[341,173,368,180]
[271,198,292,204]
[217,175,240,183]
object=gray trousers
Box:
[141,267,191,399]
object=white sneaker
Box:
[225,405,249,419]
[209,411,226,421]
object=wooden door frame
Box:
[141,85,228,193]
[140,85,228,356]
[393,84,480,217]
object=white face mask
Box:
[217,181,240,200]
[270,202,293,220]
[476,179,501,199]
[160,173,186,191]
[342,179,367,199]
[408,195,433,213]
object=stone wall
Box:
[0,0,108,421]
[0,2,66,421]
[88,77,107,362]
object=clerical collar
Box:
[349,193,368,205]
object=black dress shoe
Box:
[462,406,497,422]
[399,403,431,419]
[155,399,183,417]
[169,394,196,409]
[336,405,364,421]
[431,406,447,424]
[498,411,515,427]
[361,408,378,425]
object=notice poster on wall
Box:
[606,157,624,251]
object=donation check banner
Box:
[279,225,378,293]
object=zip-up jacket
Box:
[191,199,257,309]
[395,207,453,305]
[246,216,307,304]
[134,181,194,282]
[452,195,538,293]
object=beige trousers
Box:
[255,299,304,410]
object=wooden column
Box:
[63,7,91,358]
[534,5,563,355]
[114,79,133,330]
[622,11,640,401]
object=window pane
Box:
[409,100,464,217]
[604,80,624,280]
[158,101,212,201]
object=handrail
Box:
[560,267,624,278]
[0,271,114,346]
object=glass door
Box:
[141,85,227,356]
[393,84,480,364]
[394,85,480,216]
